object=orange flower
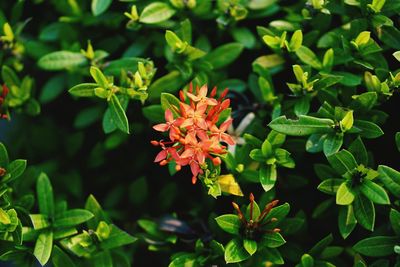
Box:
[151,83,236,184]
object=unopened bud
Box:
[150,140,159,146]
[0,167,6,176]
[249,193,255,202]
[212,157,221,165]
[273,228,281,233]
[160,160,168,166]
[175,165,181,171]
[179,90,185,102]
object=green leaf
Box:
[393,51,400,62]
[289,30,303,52]
[323,134,343,156]
[85,195,108,229]
[348,137,368,166]
[353,194,375,231]
[34,231,53,266]
[243,239,257,255]
[264,203,290,225]
[380,26,400,49]
[360,180,390,204]
[338,205,357,239]
[109,94,129,134]
[261,139,273,157]
[269,115,334,136]
[309,234,333,257]
[327,150,358,176]
[336,182,355,205]
[52,245,77,267]
[103,57,146,76]
[232,27,256,49]
[295,45,322,69]
[261,232,286,248]
[259,164,277,192]
[353,120,384,139]
[215,214,241,235]
[54,209,94,228]
[313,75,342,91]
[91,0,112,16]
[6,159,26,182]
[317,179,343,195]
[100,224,137,250]
[160,92,181,118]
[93,250,113,267]
[377,165,400,198]
[148,71,184,100]
[2,65,20,87]
[301,254,314,267]
[38,51,87,70]
[368,0,386,12]
[263,248,284,264]
[390,209,400,235]
[204,43,244,69]
[353,236,398,257]
[39,74,66,103]
[90,66,109,88]
[245,200,260,221]
[0,143,9,167]
[68,83,98,98]
[224,238,250,264]
[37,173,54,217]
[30,214,50,230]
[139,2,176,24]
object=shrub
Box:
[0,0,400,266]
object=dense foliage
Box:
[0,0,400,266]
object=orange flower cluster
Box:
[0,84,9,120]
[152,84,235,184]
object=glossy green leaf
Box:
[377,165,400,197]
[54,209,94,228]
[215,214,241,235]
[38,51,87,70]
[33,230,53,266]
[243,239,257,255]
[318,179,343,195]
[353,236,398,257]
[204,43,244,69]
[139,2,176,24]
[353,120,384,139]
[338,205,357,239]
[224,238,250,264]
[336,182,355,205]
[359,180,390,204]
[109,94,129,134]
[91,0,112,16]
[327,150,358,175]
[52,245,77,267]
[353,194,375,231]
[295,45,322,69]
[390,209,400,235]
[160,92,181,118]
[323,134,343,156]
[261,232,286,248]
[269,115,334,136]
[259,164,277,192]
[36,173,54,217]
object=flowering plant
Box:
[152,84,237,193]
